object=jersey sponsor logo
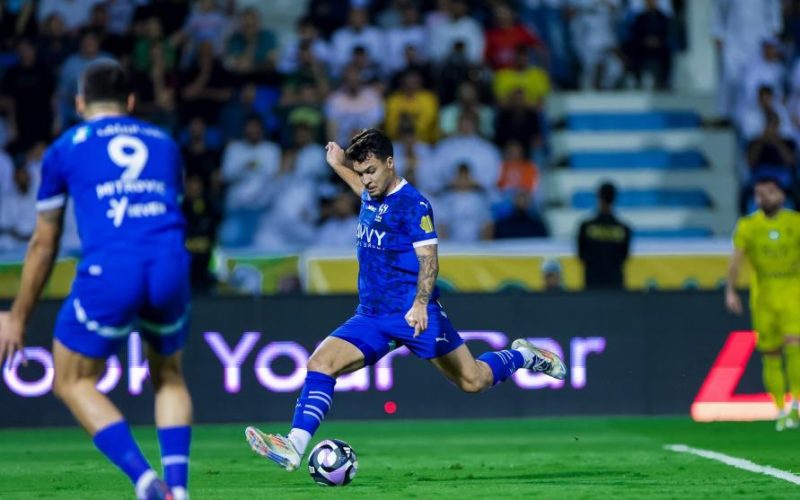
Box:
[420,215,434,233]
[769,230,780,240]
[106,197,168,227]
[72,126,90,144]
[357,223,386,248]
[375,203,389,222]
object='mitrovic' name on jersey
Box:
[37,116,185,256]
[356,179,439,315]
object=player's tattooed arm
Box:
[9,207,64,325]
[414,244,438,305]
[2,207,64,364]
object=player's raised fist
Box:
[325,142,346,168]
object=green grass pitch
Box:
[1,417,798,499]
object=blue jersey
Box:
[37,115,185,257]
[356,179,439,315]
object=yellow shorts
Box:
[752,303,800,351]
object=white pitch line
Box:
[665,444,800,485]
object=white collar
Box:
[366,178,407,201]
[387,178,407,197]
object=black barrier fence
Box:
[0,292,757,427]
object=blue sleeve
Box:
[36,145,68,212]
[405,197,438,247]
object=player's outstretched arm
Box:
[325,142,363,196]
[405,243,439,337]
[0,208,64,365]
[725,247,745,315]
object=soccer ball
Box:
[307,439,358,486]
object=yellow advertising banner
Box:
[0,259,77,299]
[0,253,750,298]
[303,254,751,293]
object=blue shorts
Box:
[54,252,191,359]
[331,303,464,365]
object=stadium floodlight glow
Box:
[691,331,787,422]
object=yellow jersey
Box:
[733,209,800,308]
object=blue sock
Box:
[478,350,526,386]
[289,371,335,452]
[93,420,153,486]
[157,426,191,491]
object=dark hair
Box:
[244,113,264,127]
[598,182,617,205]
[345,128,393,163]
[754,173,788,191]
[758,84,774,97]
[79,58,131,105]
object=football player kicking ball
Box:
[727,176,800,431]
[245,128,566,470]
[0,60,192,499]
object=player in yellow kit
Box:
[726,177,800,431]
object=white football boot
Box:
[511,338,567,380]
[245,426,302,471]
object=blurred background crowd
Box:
[4,0,800,292]
[0,0,688,258]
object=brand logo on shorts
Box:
[435,334,449,343]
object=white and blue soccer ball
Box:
[307,439,358,486]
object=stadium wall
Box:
[0,293,760,428]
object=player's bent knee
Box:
[306,354,340,377]
[457,375,488,394]
[51,377,71,402]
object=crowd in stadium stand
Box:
[714,0,800,214]
[0,0,686,259]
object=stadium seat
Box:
[634,227,714,238]
[568,149,707,169]
[572,188,712,209]
[566,111,701,131]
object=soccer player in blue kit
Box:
[0,60,191,500]
[245,128,566,470]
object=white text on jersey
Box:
[357,223,386,248]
